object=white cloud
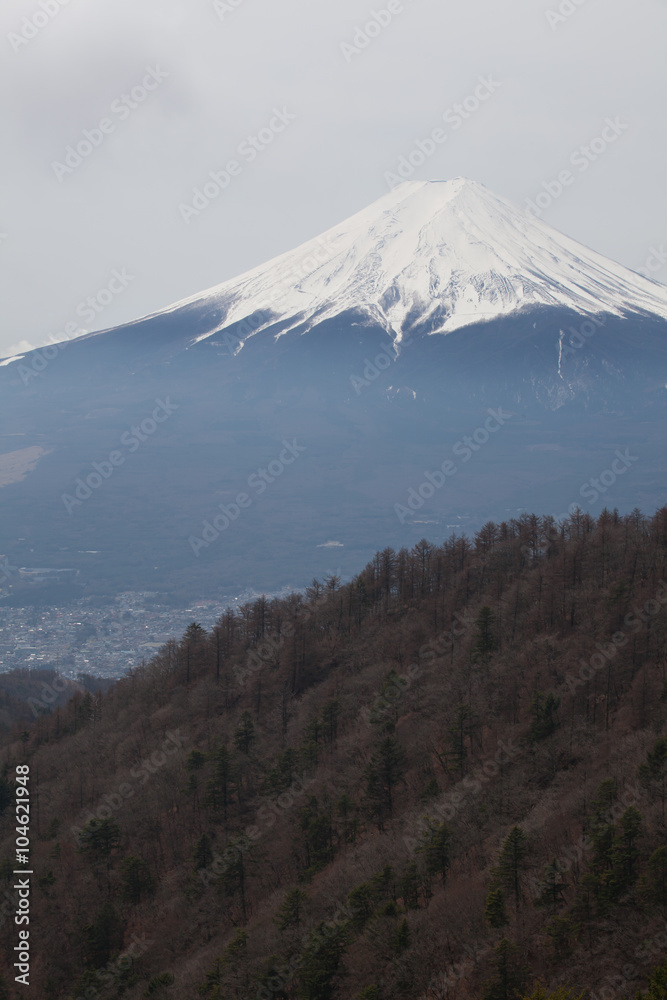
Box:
[1,339,34,360]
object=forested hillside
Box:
[1,508,667,999]
[0,670,100,734]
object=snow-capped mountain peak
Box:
[146,178,667,347]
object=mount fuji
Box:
[169,176,667,343]
[1,178,666,601]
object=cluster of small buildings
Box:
[0,591,242,679]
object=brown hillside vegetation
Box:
[1,508,667,1000]
[0,669,91,734]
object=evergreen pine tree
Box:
[490,827,529,912]
[218,837,257,924]
[234,711,256,755]
[604,806,642,901]
[347,882,375,930]
[534,859,567,911]
[545,916,579,962]
[119,855,155,905]
[417,818,450,884]
[209,743,233,821]
[297,922,348,1000]
[640,738,667,824]
[482,938,527,1000]
[448,704,473,777]
[485,887,508,928]
[392,917,410,955]
[336,794,358,845]
[640,961,667,999]
[78,817,121,872]
[322,699,339,746]
[528,692,560,742]
[193,833,214,871]
[357,988,381,1000]
[398,862,420,910]
[474,606,498,662]
[186,749,207,771]
[641,846,667,906]
[586,778,617,903]
[299,796,333,874]
[182,622,207,685]
[82,902,124,968]
[365,735,406,829]
[275,888,308,932]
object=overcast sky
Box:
[1,0,665,358]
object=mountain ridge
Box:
[4,178,667,367]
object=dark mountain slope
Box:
[0,507,666,997]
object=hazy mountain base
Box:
[0,508,666,997]
[1,307,666,601]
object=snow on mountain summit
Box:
[168,178,667,346]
